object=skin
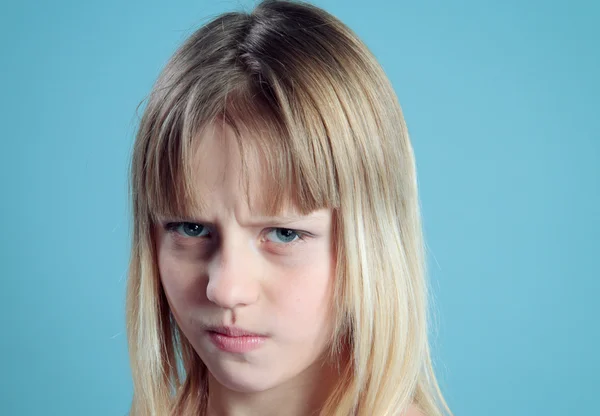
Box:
[154,122,339,416]
[153,122,425,416]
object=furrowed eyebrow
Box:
[156,213,326,227]
[244,216,311,227]
[244,212,331,227]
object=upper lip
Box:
[206,326,266,337]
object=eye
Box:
[166,222,210,238]
[264,228,303,244]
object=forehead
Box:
[188,121,295,218]
[191,122,243,192]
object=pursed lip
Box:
[205,325,266,337]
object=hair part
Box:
[127,1,452,415]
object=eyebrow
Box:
[243,215,322,227]
[158,213,326,227]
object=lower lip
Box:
[207,331,267,353]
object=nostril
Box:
[205,268,260,309]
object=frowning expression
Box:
[154,122,337,393]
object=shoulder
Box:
[403,404,426,416]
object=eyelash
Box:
[163,222,308,246]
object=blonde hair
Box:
[126,1,452,415]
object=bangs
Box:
[137,74,341,224]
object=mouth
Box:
[206,326,266,337]
[205,326,268,353]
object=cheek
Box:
[158,249,208,312]
[268,255,336,330]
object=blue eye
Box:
[265,228,301,244]
[167,222,209,238]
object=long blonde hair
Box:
[126,1,452,415]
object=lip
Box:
[206,326,268,353]
[207,326,265,337]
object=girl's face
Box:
[154,123,337,393]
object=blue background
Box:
[1,0,598,415]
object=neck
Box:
[205,357,340,416]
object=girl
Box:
[126,1,453,415]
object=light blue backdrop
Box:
[1,0,598,415]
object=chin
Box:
[208,362,281,393]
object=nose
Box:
[205,235,260,309]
